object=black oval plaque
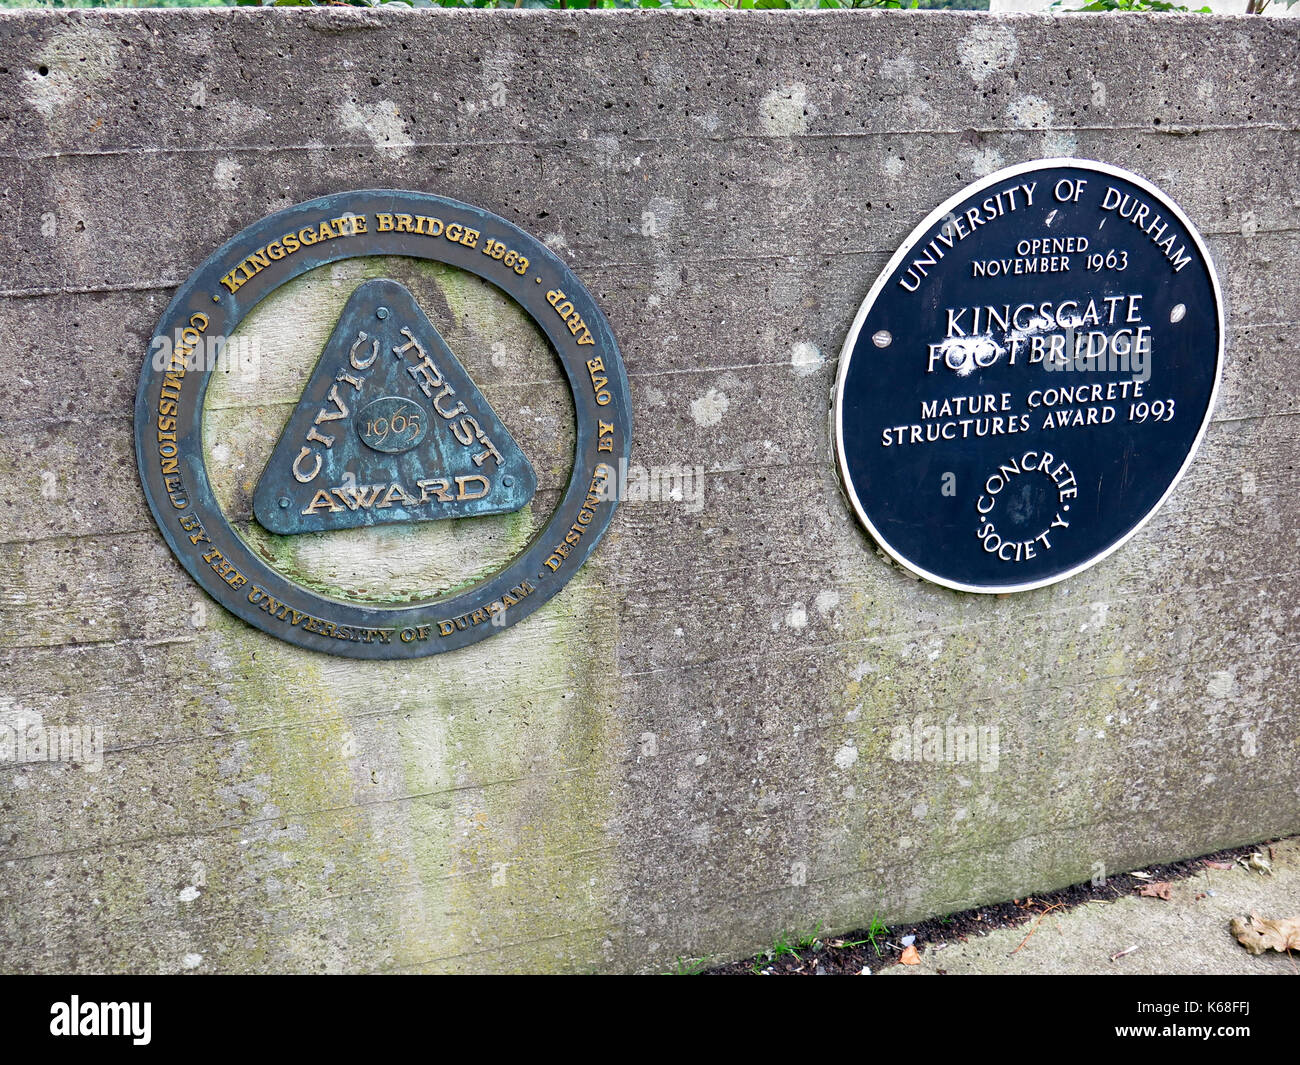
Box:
[834,159,1223,593]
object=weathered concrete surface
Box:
[883,837,1300,975]
[0,10,1296,974]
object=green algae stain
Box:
[387,564,623,972]
[826,569,1079,917]
[227,501,537,605]
[150,607,418,972]
[189,252,603,971]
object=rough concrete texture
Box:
[884,837,1300,975]
[0,10,1296,974]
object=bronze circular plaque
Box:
[135,190,632,658]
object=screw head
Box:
[502,476,514,488]
[278,496,290,508]
[376,307,389,320]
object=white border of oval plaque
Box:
[135,190,632,658]
[834,159,1223,594]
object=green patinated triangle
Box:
[253,278,536,535]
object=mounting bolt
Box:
[278,496,290,508]
[376,307,389,320]
[502,476,514,488]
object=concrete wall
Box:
[0,9,1296,974]
[991,0,1298,16]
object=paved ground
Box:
[882,837,1299,976]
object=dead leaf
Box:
[1244,853,1273,876]
[900,945,920,965]
[1230,913,1300,956]
[1138,881,1172,900]
[1204,860,1234,870]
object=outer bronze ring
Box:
[135,190,632,659]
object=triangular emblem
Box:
[253,278,536,535]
